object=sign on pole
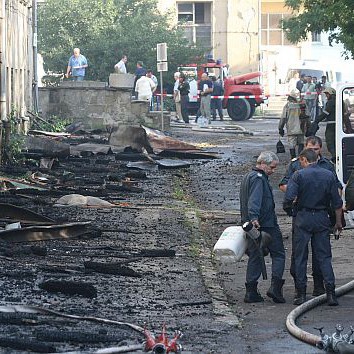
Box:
[157,43,167,62]
[157,43,168,131]
[157,62,168,72]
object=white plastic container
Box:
[197,116,209,128]
[213,226,248,261]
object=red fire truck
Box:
[178,61,265,120]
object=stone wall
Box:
[38,77,170,131]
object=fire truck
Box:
[178,61,265,121]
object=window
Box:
[261,13,292,46]
[343,88,354,134]
[311,31,321,42]
[177,2,211,48]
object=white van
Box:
[284,60,340,87]
[336,83,354,226]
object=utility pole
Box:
[32,0,39,113]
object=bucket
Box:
[213,226,248,261]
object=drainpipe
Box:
[32,0,38,113]
[0,0,7,164]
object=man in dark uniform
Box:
[240,151,286,303]
[279,135,342,297]
[313,87,336,162]
[284,149,343,306]
[210,75,224,121]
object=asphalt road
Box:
[173,116,354,353]
[0,116,352,353]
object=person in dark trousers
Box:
[210,75,224,121]
[284,148,343,306]
[240,151,286,304]
[279,135,342,297]
[313,87,336,162]
[178,73,190,124]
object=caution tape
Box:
[154,93,267,99]
[153,92,320,99]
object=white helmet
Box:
[323,87,336,95]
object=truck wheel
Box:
[247,105,256,120]
[227,98,251,121]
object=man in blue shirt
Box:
[284,148,343,306]
[240,151,286,304]
[65,48,88,81]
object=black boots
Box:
[293,287,306,305]
[266,277,286,303]
[325,284,339,306]
[290,148,296,159]
[312,276,326,296]
[244,282,264,303]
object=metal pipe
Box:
[32,0,38,113]
[286,280,354,347]
[0,0,7,122]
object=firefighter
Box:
[284,148,343,306]
[279,136,343,298]
[240,151,286,303]
[313,87,336,162]
[279,90,305,159]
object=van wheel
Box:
[227,98,251,121]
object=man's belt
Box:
[299,208,327,212]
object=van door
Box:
[336,84,354,225]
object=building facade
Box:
[158,0,261,75]
[0,0,34,122]
[158,0,353,95]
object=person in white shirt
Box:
[146,70,158,110]
[135,75,156,101]
[173,72,183,121]
[114,55,127,74]
[301,76,317,122]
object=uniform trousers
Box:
[246,224,285,283]
[180,95,189,123]
[293,210,335,289]
[211,98,223,119]
[290,216,323,281]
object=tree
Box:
[282,0,354,59]
[38,0,205,82]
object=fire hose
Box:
[286,280,354,352]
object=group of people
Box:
[66,50,158,103]
[173,72,225,124]
[279,76,337,161]
[115,55,158,103]
[240,135,345,306]
[288,73,331,121]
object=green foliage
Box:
[282,0,354,59]
[34,115,73,133]
[38,0,205,83]
[3,107,26,164]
